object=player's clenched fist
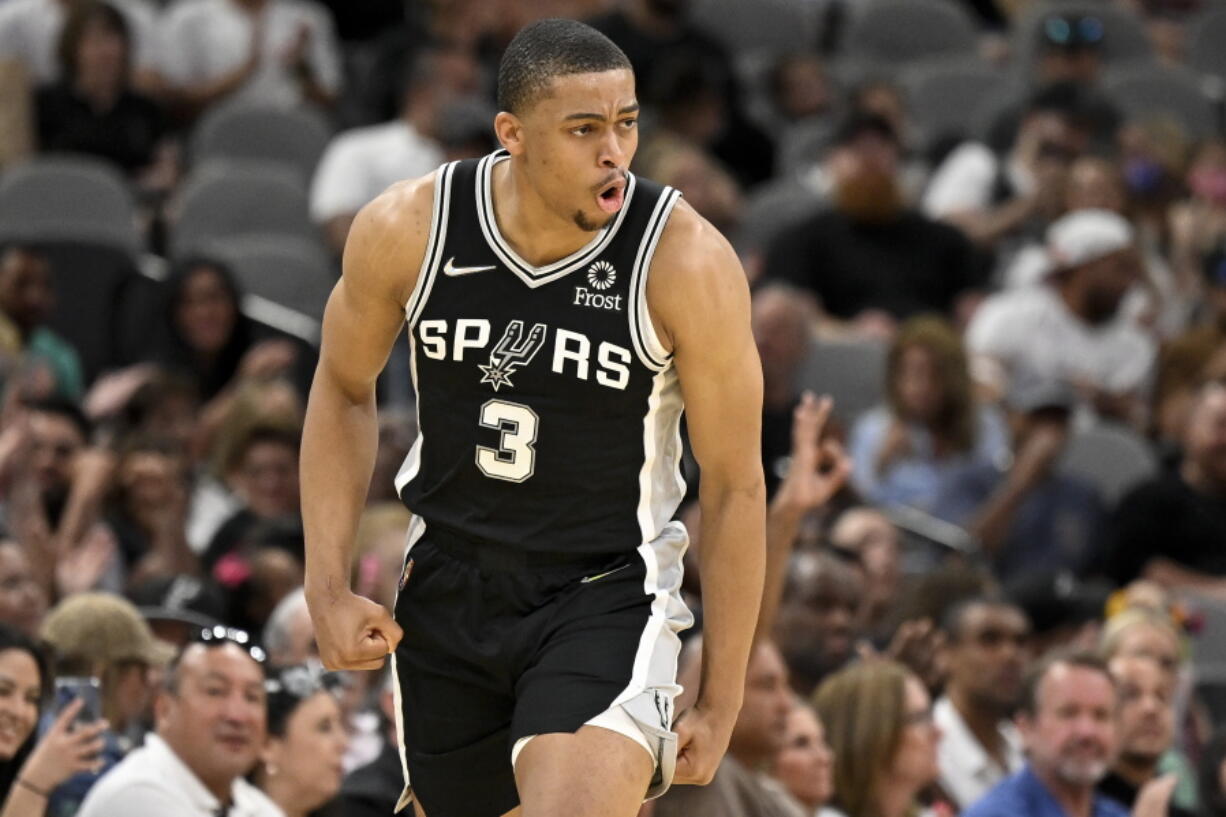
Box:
[306,589,403,671]
[672,705,737,786]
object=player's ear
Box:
[495,111,525,156]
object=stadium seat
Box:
[1188,6,1226,82]
[689,0,820,56]
[737,175,825,255]
[204,233,336,329]
[903,58,1011,150]
[191,103,333,182]
[1056,422,1158,505]
[170,162,323,259]
[1104,65,1219,140]
[1011,1,1152,69]
[842,0,978,66]
[796,338,888,427]
[0,155,140,256]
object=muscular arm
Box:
[301,177,430,665]
[651,203,766,719]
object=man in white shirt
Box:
[77,630,283,817]
[309,47,480,254]
[0,0,157,85]
[155,0,341,117]
[966,209,1154,425]
[935,597,1030,811]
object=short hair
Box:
[1020,649,1114,717]
[497,18,631,114]
[25,397,92,442]
[263,588,307,662]
[223,424,301,474]
[941,595,1022,642]
[58,1,130,81]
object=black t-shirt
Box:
[1098,771,1198,817]
[765,208,985,321]
[1104,471,1226,585]
[36,83,166,173]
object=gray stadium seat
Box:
[1056,422,1158,505]
[0,155,140,256]
[843,0,978,66]
[191,103,333,182]
[205,234,336,326]
[1188,6,1226,82]
[1012,1,1152,69]
[796,338,888,427]
[903,58,1010,148]
[737,175,824,255]
[689,0,820,56]
[171,162,322,259]
[1104,65,1219,140]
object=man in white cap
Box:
[966,209,1153,425]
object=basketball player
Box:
[302,19,765,817]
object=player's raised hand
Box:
[307,589,403,671]
[672,705,736,786]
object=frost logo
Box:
[479,320,547,391]
[587,260,616,290]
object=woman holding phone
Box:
[0,623,107,817]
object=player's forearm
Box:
[301,369,379,601]
[694,476,766,714]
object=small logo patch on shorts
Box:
[399,558,414,591]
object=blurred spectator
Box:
[220,526,303,636]
[814,660,943,817]
[310,47,477,255]
[0,245,84,402]
[1198,732,1226,817]
[0,0,157,87]
[635,137,743,238]
[1104,380,1226,593]
[766,114,984,335]
[104,435,197,581]
[262,588,313,667]
[154,0,342,118]
[934,597,1030,811]
[1099,609,1182,678]
[1007,572,1112,657]
[931,373,1105,580]
[1100,654,1196,817]
[964,651,1128,817]
[654,639,805,817]
[767,53,834,126]
[366,410,415,506]
[774,551,864,697]
[751,283,818,497]
[336,672,403,817]
[76,632,279,817]
[966,209,1153,424]
[849,316,1009,511]
[589,0,775,186]
[129,573,226,647]
[0,540,47,637]
[768,701,835,817]
[39,592,173,814]
[35,1,175,192]
[0,623,107,817]
[829,508,902,642]
[254,664,347,817]
[351,503,411,611]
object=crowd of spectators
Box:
[0,0,1225,815]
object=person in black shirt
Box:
[1104,380,1226,590]
[35,2,170,179]
[766,113,985,336]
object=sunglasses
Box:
[1043,15,1105,48]
[194,625,268,665]
[265,663,345,699]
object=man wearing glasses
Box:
[77,627,282,817]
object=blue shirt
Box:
[964,766,1129,817]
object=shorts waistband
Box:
[421,523,630,572]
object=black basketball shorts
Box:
[389,516,693,817]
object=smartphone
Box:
[53,677,102,727]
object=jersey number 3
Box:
[476,399,539,482]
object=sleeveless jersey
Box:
[394,150,686,556]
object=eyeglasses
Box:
[195,625,268,664]
[1042,15,1105,48]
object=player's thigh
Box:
[514,724,653,817]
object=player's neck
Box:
[490,159,597,268]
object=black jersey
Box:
[395,150,686,555]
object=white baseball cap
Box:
[1046,209,1134,270]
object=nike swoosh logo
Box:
[580,563,633,584]
[443,257,497,276]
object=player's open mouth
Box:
[596,179,625,214]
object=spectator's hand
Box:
[19,699,108,792]
[238,340,297,381]
[871,618,947,690]
[1132,773,1177,817]
[876,417,912,474]
[673,704,736,786]
[55,524,117,597]
[773,393,851,516]
[1010,421,1066,487]
[307,589,402,671]
[83,364,158,421]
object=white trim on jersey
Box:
[475,150,637,289]
[628,188,680,371]
[390,515,428,814]
[635,367,686,544]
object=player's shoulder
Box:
[649,197,741,289]
[343,170,440,304]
